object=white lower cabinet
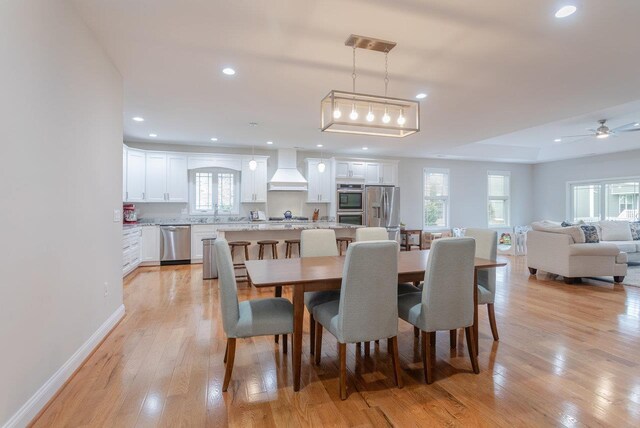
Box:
[191,225,217,263]
[141,225,160,265]
[123,227,142,277]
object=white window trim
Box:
[487,170,511,228]
[189,168,240,215]
[423,167,450,231]
[566,176,640,222]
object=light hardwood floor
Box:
[33,257,640,427]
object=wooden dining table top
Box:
[245,250,507,287]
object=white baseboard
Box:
[2,305,125,428]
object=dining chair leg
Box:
[274,286,283,344]
[414,326,419,338]
[224,342,228,364]
[487,304,499,341]
[339,342,347,400]
[309,315,316,355]
[222,338,236,392]
[465,326,480,374]
[282,334,288,354]
[389,336,403,388]
[449,329,457,349]
[364,341,370,356]
[421,331,433,384]
[314,323,323,365]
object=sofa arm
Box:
[527,230,572,271]
[568,243,620,257]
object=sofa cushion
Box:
[580,225,599,243]
[531,222,585,243]
[601,240,637,253]
[568,243,620,256]
[599,221,633,241]
[616,252,628,264]
[630,222,640,240]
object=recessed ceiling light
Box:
[149,133,157,138]
[210,137,218,142]
[416,93,428,99]
[554,138,562,142]
[317,144,323,147]
[555,5,577,18]
[132,117,144,122]
[222,67,236,76]
[362,147,368,150]
[266,141,273,145]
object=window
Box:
[569,178,640,222]
[190,168,239,215]
[487,171,510,227]
[423,168,449,229]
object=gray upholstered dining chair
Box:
[397,237,479,384]
[462,228,499,342]
[300,229,341,355]
[215,239,294,392]
[312,240,403,399]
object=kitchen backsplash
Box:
[135,191,329,220]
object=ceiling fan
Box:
[557,119,640,142]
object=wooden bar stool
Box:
[336,237,353,256]
[285,239,300,258]
[228,241,250,282]
[257,239,282,344]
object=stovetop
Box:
[268,216,309,222]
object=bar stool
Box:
[336,237,353,256]
[285,239,300,258]
[228,241,250,282]
[257,240,279,260]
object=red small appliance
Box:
[123,203,137,224]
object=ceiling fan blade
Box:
[586,128,597,133]
[558,134,594,139]
[618,127,640,133]
[611,122,639,132]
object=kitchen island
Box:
[216,221,362,259]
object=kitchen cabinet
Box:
[122,227,142,276]
[241,159,267,203]
[141,225,160,265]
[306,159,331,203]
[126,149,146,202]
[335,161,365,180]
[166,154,188,202]
[191,225,217,263]
[145,153,167,202]
[364,162,397,185]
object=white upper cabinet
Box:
[335,161,366,180]
[381,162,396,185]
[364,162,397,184]
[166,154,188,202]
[125,148,146,201]
[145,153,167,202]
[241,159,268,203]
[306,159,331,203]
[365,162,380,184]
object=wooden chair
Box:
[284,239,300,258]
[336,237,354,256]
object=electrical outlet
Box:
[104,282,109,297]
[113,209,121,222]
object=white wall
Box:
[532,149,640,221]
[397,158,534,229]
[0,1,123,426]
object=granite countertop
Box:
[216,221,363,232]
[124,216,337,228]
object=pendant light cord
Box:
[384,49,389,97]
[352,46,357,93]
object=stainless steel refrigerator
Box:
[365,186,401,242]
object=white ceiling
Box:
[73,0,640,163]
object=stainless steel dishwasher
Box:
[160,225,191,265]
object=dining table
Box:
[244,249,507,392]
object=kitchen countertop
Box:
[216,221,363,232]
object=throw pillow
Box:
[599,221,633,241]
[561,221,574,227]
[581,225,600,243]
[630,222,640,241]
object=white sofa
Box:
[527,220,631,284]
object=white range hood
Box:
[268,149,308,191]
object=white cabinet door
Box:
[141,226,160,263]
[191,225,217,262]
[122,146,127,202]
[350,162,366,179]
[381,163,396,185]
[145,153,167,202]
[126,149,146,202]
[166,154,188,202]
[335,161,350,179]
[253,159,268,203]
[365,162,380,184]
[306,160,320,202]
[240,160,255,203]
[318,165,332,202]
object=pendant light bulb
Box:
[366,105,375,122]
[382,108,391,124]
[349,104,358,121]
[318,161,326,173]
[333,106,342,119]
[249,159,257,171]
[397,109,406,126]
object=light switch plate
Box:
[113,209,121,222]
